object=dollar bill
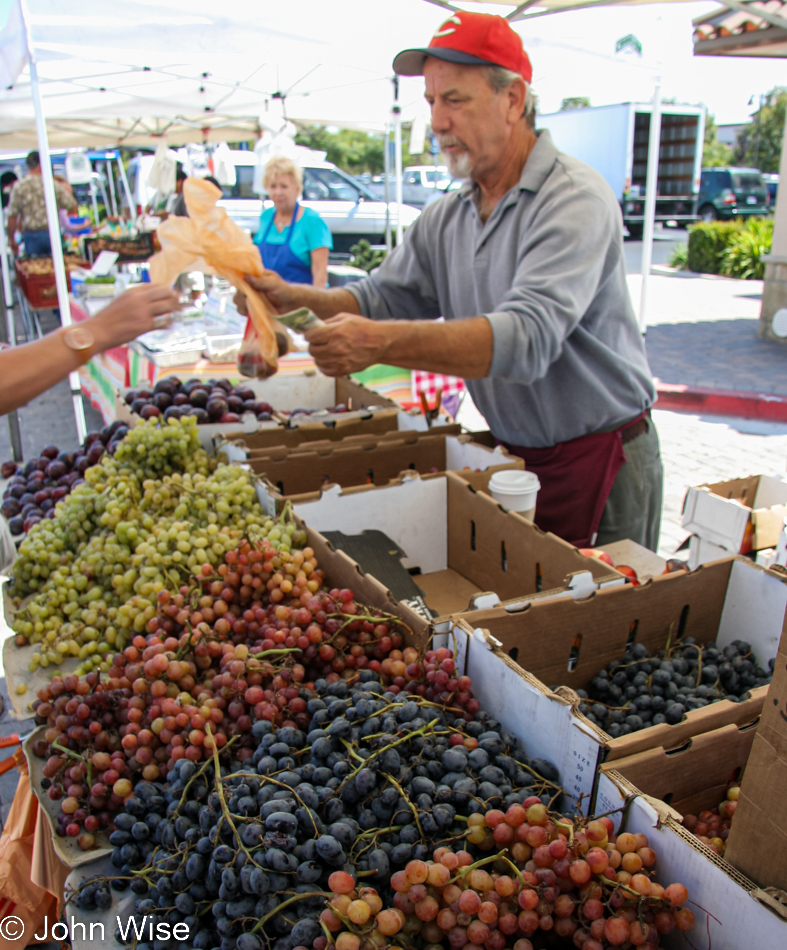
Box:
[276,307,324,333]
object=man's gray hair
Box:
[485,66,537,129]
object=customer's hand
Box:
[89,284,181,352]
[234,270,296,316]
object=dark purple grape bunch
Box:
[1,423,127,536]
[125,376,275,426]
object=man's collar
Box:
[459,129,558,201]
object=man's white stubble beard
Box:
[444,150,472,179]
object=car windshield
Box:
[220,165,257,199]
[425,170,449,184]
[303,167,372,202]
[733,173,764,191]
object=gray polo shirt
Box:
[347,130,655,448]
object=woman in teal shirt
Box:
[254,157,333,286]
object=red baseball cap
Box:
[393,12,532,83]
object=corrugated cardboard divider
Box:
[458,557,787,761]
[117,375,400,451]
[595,771,787,946]
[441,619,601,812]
[289,472,618,622]
[245,433,519,498]
[237,423,464,460]
[724,619,787,891]
[599,720,757,818]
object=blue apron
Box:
[258,203,313,285]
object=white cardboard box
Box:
[683,474,787,554]
[283,472,623,622]
[595,771,786,948]
[688,535,732,570]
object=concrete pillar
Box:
[758,120,787,341]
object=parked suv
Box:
[697,167,770,222]
[217,151,420,254]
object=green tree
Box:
[293,126,419,175]
[733,87,786,172]
[703,112,732,167]
[559,97,591,111]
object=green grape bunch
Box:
[9,417,298,676]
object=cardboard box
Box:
[599,720,756,820]
[688,534,733,570]
[285,472,623,621]
[457,557,787,763]
[249,432,522,502]
[595,770,786,948]
[439,621,602,811]
[115,374,400,449]
[725,611,787,891]
[683,474,787,554]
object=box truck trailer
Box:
[537,102,706,237]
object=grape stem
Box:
[173,742,237,818]
[215,767,320,837]
[383,773,424,839]
[497,853,528,889]
[249,890,330,935]
[204,723,263,869]
[339,718,440,790]
[446,849,513,885]
[319,919,336,947]
[51,739,88,765]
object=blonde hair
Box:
[263,156,303,193]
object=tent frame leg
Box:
[19,0,86,445]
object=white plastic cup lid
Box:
[488,470,541,495]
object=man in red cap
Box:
[238,12,663,552]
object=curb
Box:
[655,382,787,422]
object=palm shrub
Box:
[719,218,774,279]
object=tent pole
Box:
[639,76,662,334]
[117,155,134,220]
[106,160,118,217]
[19,0,87,444]
[0,210,24,462]
[393,78,403,247]
[383,121,392,253]
[90,179,99,226]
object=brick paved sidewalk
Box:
[628,271,787,398]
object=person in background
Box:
[0,284,179,417]
[170,175,221,217]
[7,151,76,256]
[146,166,187,220]
[255,157,332,288]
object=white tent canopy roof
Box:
[0,0,452,147]
[0,0,731,149]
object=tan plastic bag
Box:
[148,178,279,373]
[0,753,70,948]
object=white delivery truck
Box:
[537,102,706,237]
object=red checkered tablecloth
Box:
[412,371,466,400]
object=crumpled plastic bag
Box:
[0,753,70,948]
[149,178,279,373]
[0,516,16,574]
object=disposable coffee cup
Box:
[488,469,540,520]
